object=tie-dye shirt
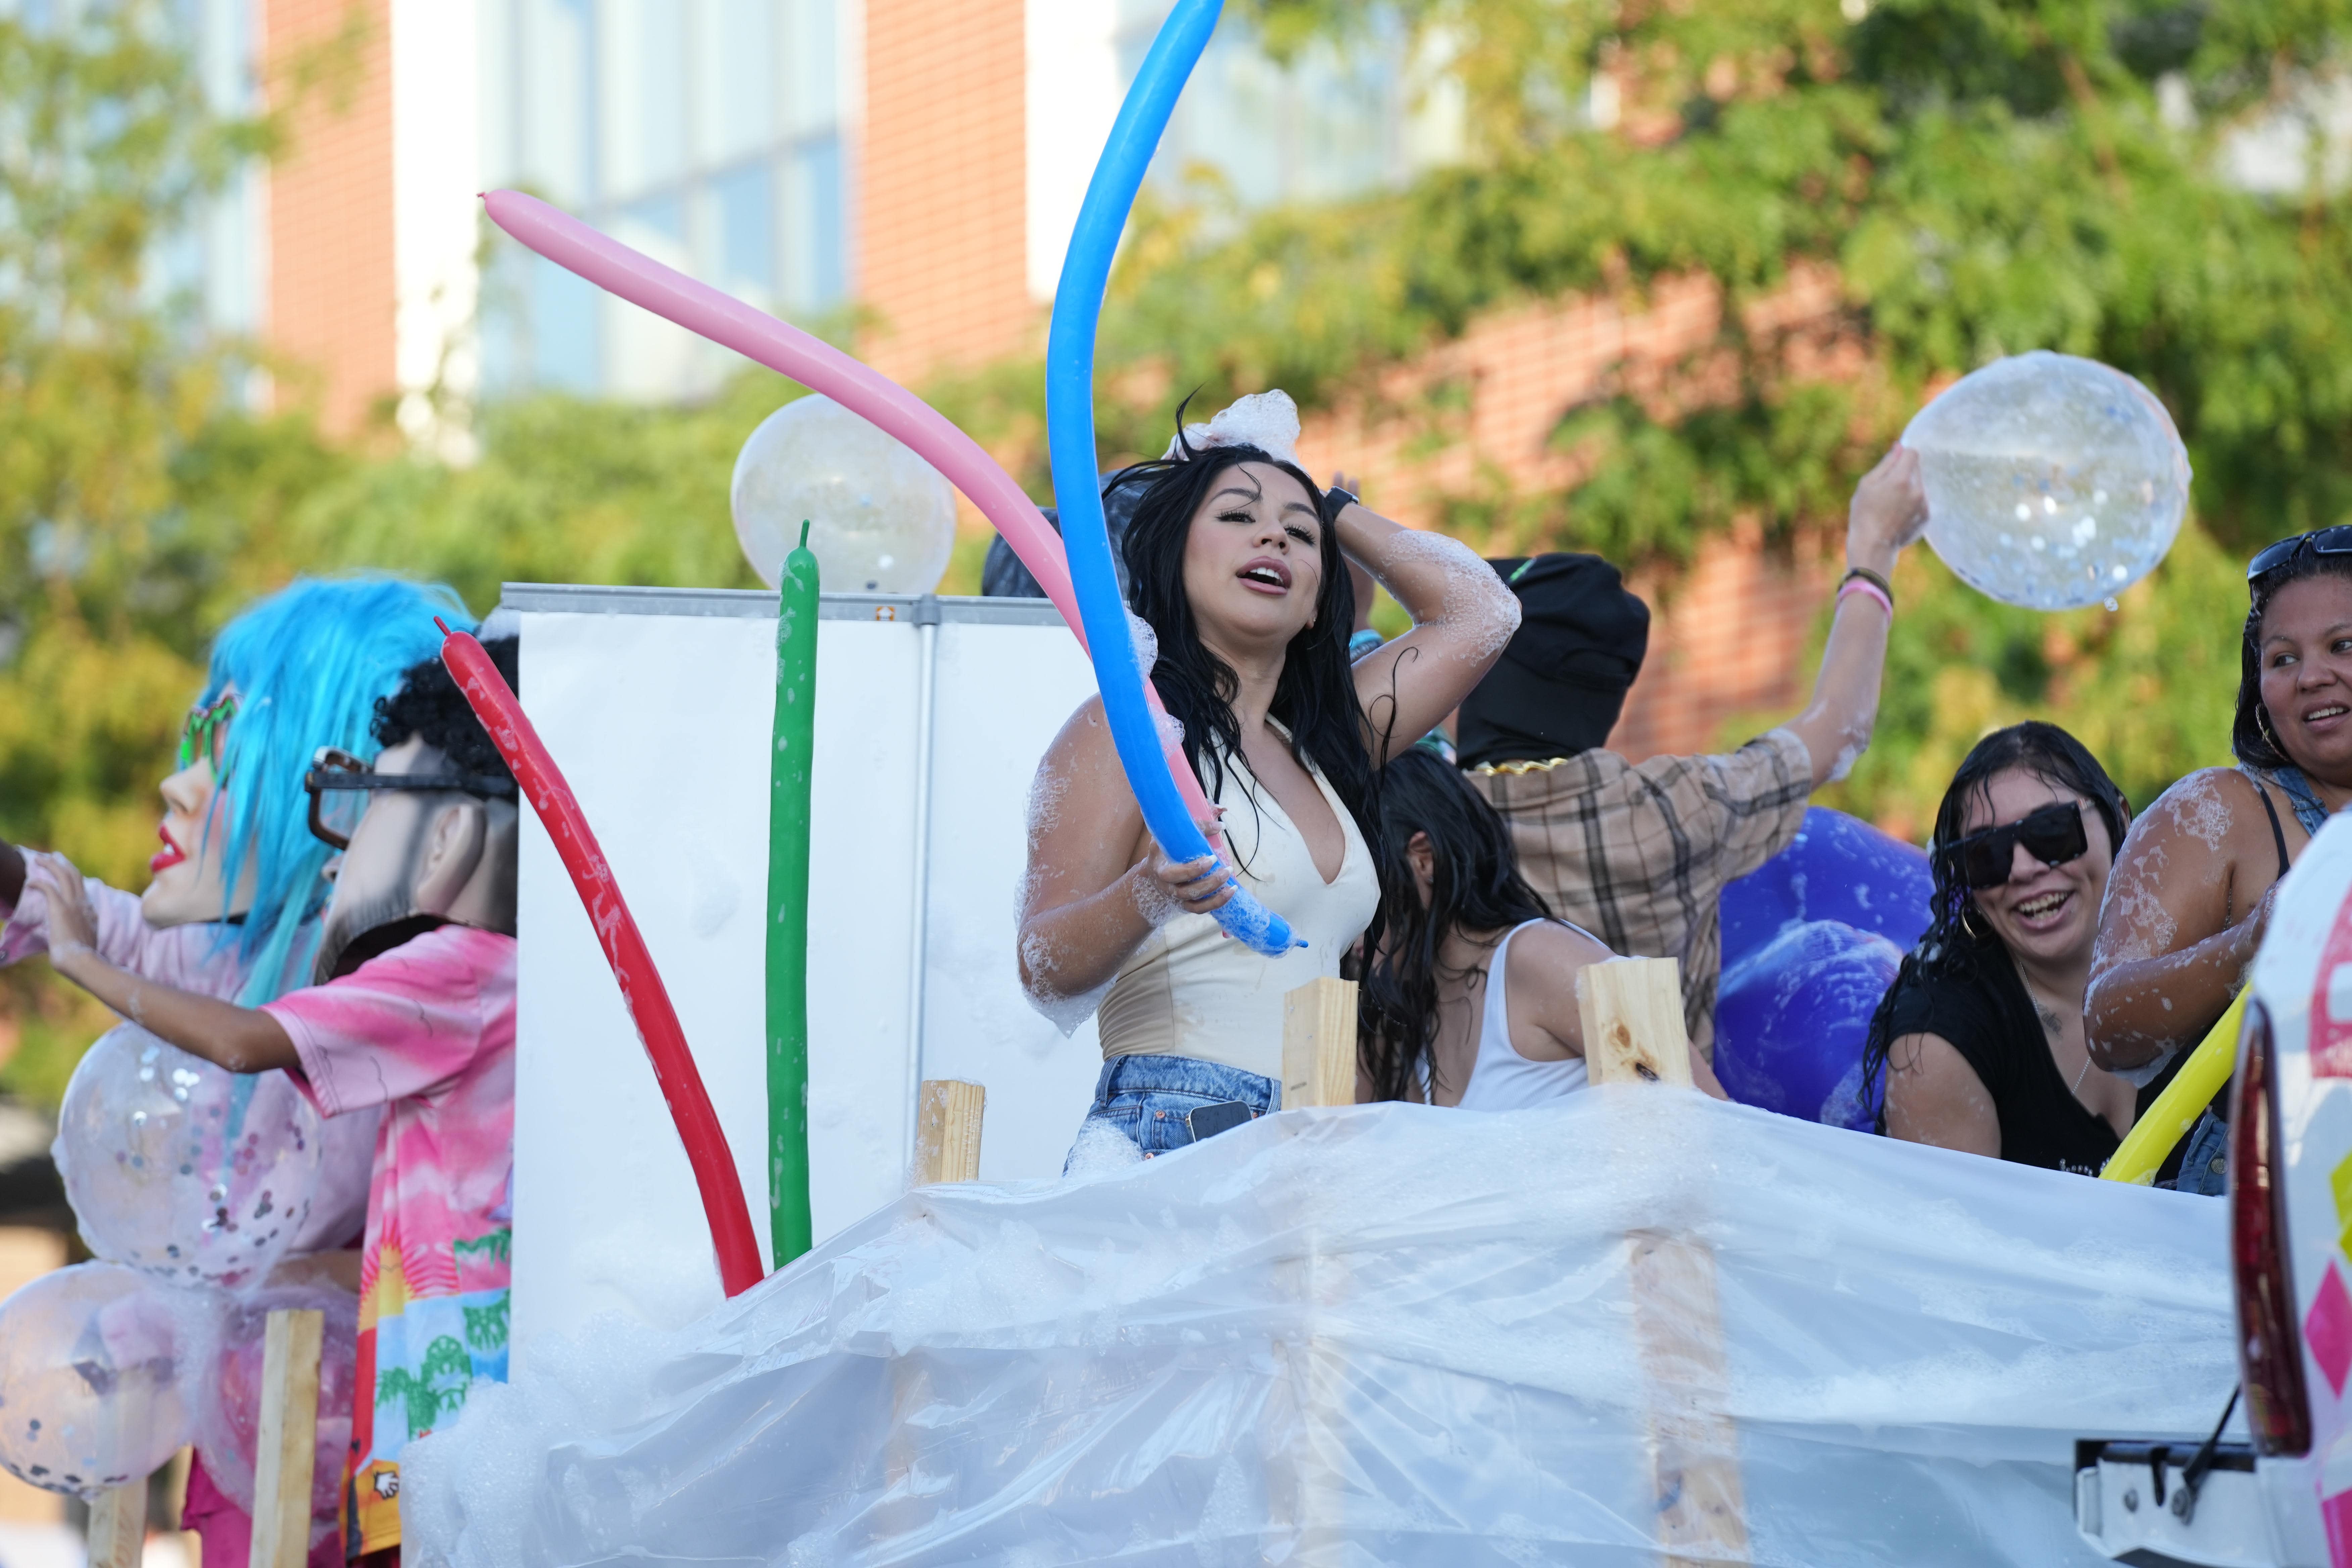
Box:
[265,924,516,1558]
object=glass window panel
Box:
[781,133,844,314]
[601,0,686,198]
[781,0,837,138]
[696,0,775,161]
[530,251,602,392]
[712,160,776,301]
[477,0,519,189]
[520,0,595,204]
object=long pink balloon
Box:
[483,190,1222,843]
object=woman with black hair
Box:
[1865,722,2136,1173]
[1020,398,1519,1156]
[1360,747,1723,1106]
[2085,531,2352,1187]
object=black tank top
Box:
[1878,953,2120,1175]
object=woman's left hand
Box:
[24,854,96,955]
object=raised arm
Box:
[1337,500,1520,765]
[1781,444,1931,788]
[1015,699,1238,1021]
[26,857,296,1073]
[2086,769,2275,1074]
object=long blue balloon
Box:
[1045,0,1300,956]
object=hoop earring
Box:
[1958,902,1992,943]
[2258,704,2285,757]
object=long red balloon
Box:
[438,623,766,1298]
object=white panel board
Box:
[510,592,1102,1359]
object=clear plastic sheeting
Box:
[404,1092,2233,1567]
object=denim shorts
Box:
[1067,1053,1279,1164]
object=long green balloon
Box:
[767,521,818,1264]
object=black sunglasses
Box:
[1936,800,2091,892]
[303,746,519,851]
[2249,526,2352,586]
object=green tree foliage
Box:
[1102,0,2349,832]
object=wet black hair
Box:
[1858,720,2128,1131]
[1356,746,1556,1102]
[1109,425,1379,856]
[2234,545,2352,770]
[371,636,519,784]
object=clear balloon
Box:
[731,395,958,594]
[1903,351,2190,610]
[195,1284,358,1541]
[53,1024,326,1292]
[0,1263,217,1498]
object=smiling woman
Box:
[1018,402,1519,1159]
[2084,533,2352,1190]
[1864,723,2137,1175]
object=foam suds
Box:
[1062,1118,1145,1178]
[1127,610,1160,677]
[1370,529,1521,660]
[1168,390,1303,467]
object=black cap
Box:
[1457,554,1649,770]
[981,476,1143,598]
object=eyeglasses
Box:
[1936,800,2090,892]
[2248,526,2352,586]
[303,746,519,851]
[178,694,239,773]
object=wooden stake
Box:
[1281,977,1358,1109]
[1577,957,1693,1088]
[915,1080,985,1185]
[84,1481,143,1568]
[249,1307,325,1568]
[1576,956,1749,1566]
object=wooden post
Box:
[1281,977,1358,1109]
[249,1308,325,1568]
[85,1481,144,1568]
[1577,957,1693,1088]
[1575,956,1750,1567]
[915,1080,985,1185]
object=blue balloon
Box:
[1715,809,1934,1129]
[1043,0,1298,957]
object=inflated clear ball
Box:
[731,395,958,594]
[1903,351,2191,610]
[0,1263,217,1498]
[53,1024,325,1292]
[195,1284,358,1541]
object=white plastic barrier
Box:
[505,586,1105,1353]
[406,1091,2236,1567]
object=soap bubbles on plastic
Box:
[1903,351,2190,611]
[196,1285,358,1539]
[732,395,958,594]
[53,1024,324,1292]
[0,1263,216,1498]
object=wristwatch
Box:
[1324,485,1360,515]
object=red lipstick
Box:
[149,824,185,875]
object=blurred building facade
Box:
[179,0,1830,761]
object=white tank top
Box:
[1095,735,1379,1083]
[1452,919,1592,1112]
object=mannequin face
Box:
[313,736,510,983]
[140,690,260,929]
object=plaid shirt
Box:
[1467,729,1813,1056]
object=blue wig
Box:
[197,577,474,1003]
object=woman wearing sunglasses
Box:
[2085,527,2352,1190]
[1862,722,2136,1174]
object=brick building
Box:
[200,0,1833,762]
